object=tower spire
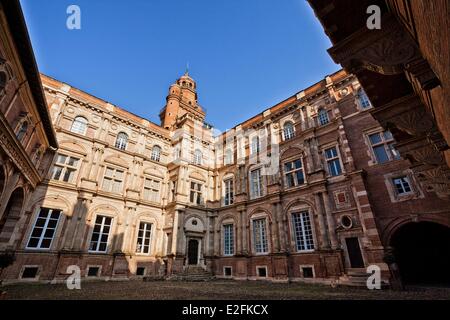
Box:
[185,62,189,76]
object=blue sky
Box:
[20,0,339,131]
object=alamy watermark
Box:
[366,5,381,30]
[366,265,381,290]
[66,265,81,290]
[67,5,81,30]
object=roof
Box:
[1,0,58,148]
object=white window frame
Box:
[88,215,113,253]
[26,208,61,250]
[250,136,260,155]
[318,108,329,126]
[51,153,81,183]
[324,146,343,177]
[250,168,263,199]
[135,221,153,255]
[102,166,125,193]
[392,176,413,196]
[223,177,234,206]
[115,132,128,150]
[283,122,295,140]
[223,224,234,256]
[193,149,202,165]
[70,116,88,135]
[252,217,269,254]
[151,145,161,162]
[283,158,305,188]
[357,88,372,109]
[189,180,203,205]
[291,211,315,252]
[142,177,161,203]
[367,130,400,164]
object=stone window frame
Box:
[354,86,372,110]
[290,209,316,253]
[150,145,162,162]
[256,265,268,278]
[101,165,126,194]
[250,212,271,255]
[114,131,129,151]
[19,265,41,281]
[282,155,307,190]
[135,266,147,277]
[282,121,295,141]
[384,169,424,203]
[192,149,203,166]
[223,266,233,277]
[14,113,32,143]
[189,179,204,206]
[70,115,88,135]
[299,264,316,279]
[86,265,102,278]
[248,165,265,199]
[223,148,234,165]
[332,188,352,210]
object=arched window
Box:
[151,145,161,162]
[193,149,202,165]
[283,122,295,140]
[250,136,260,155]
[224,149,233,165]
[358,88,371,109]
[115,132,128,150]
[16,121,28,142]
[318,108,329,126]
[70,116,88,135]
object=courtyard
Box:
[1,280,449,300]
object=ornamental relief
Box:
[391,107,435,136]
[407,145,444,166]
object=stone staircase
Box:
[338,268,389,289]
[166,266,214,282]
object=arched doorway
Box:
[0,187,24,243]
[390,221,450,286]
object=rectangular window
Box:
[136,222,152,255]
[143,178,160,203]
[253,218,268,253]
[368,131,400,164]
[89,215,112,253]
[87,267,100,277]
[102,167,124,193]
[250,137,260,155]
[21,267,39,279]
[324,147,342,176]
[292,211,314,252]
[223,224,234,256]
[189,181,203,205]
[393,176,412,195]
[250,168,263,199]
[51,154,80,183]
[27,208,61,249]
[224,266,232,277]
[284,159,305,188]
[224,178,234,206]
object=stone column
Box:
[213,215,220,256]
[271,202,281,252]
[171,210,179,255]
[322,191,338,249]
[70,197,92,251]
[314,192,329,249]
[236,210,243,254]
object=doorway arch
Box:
[0,187,24,243]
[390,221,450,286]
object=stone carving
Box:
[393,108,434,136]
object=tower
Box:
[160,71,205,130]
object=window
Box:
[257,266,267,277]
[70,116,88,135]
[250,168,263,199]
[224,178,234,206]
[368,131,400,164]
[136,222,152,255]
[223,224,234,255]
[224,149,233,165]
[283,122,295,140]
[392,176,412,195]
[190,181,203,205]
[102,167,124,193]
[284,159,304,188]
[193,149,202,165]
[21,267,39,279]
[143,178,160,202]
[318,108,329,126]
[89,215,112,252]
[87,267,100,277]
[136,267,146,276]
[151,145,161,162]
[250,136,260,155]
[173,147,181,160]
[253,218,268,253]
[27,208,61,249]
[115,132,128,150]
[324,147,342,176]
[51,154,80,183]
[357,88,371,109]
[16,120,28,142]
[301,266,315,278]
[223,267,232,277]
[292,211,314,252]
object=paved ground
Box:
[1,280,449,300]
